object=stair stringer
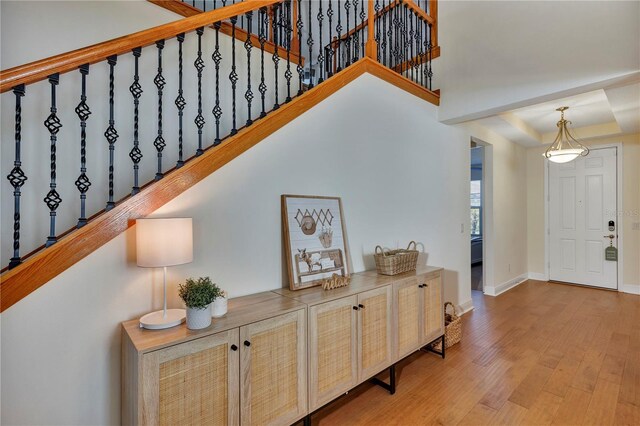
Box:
[0,57,439,312]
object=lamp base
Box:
[139,309,186,330]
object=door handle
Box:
[230,344,238,351]
[603,234,615,239]
[358,304,365,309]
[244,340,251,347]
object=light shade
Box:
[136,218,193,267]
[543,106,589,164]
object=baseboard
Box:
[621,284,640,295]
[528,272,547,281]
[457,299,474,315]
[484,273,528,297]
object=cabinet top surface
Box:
[272,265,443,305]
[122,291,306,353]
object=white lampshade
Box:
[136,218,193,267]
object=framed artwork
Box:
[282,195,351,290]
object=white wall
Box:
[461,122,529,291]
[438,0,640,123]
[526,133,640,292]
[1,73,473,425]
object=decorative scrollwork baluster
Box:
[317,0,324,84]
[44,74,62,247]
[258,8,268,117]
[104,55,118,211]
[284,0,293,102]
[307,0,314,88]
[344,0,351,67]
[360,0,366,60]
[296,0,304,94]
[336,0,343,72]
[176,33,186,166]
[272,4,281,108]
[153,40,166,180]
[75,64,91,226]
[427,22,433,90]
[230,16,239,134]
[375,0,381,63]
[195,28,206,152]
[212,22,223,146]
[129,48,143,195]
[245,11,254,125]
[7,85,27,268]
[326,0,334,78]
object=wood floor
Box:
[310,280,640,425]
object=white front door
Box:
[549,147,618,289]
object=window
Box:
[470,180,482,236]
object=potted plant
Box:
[178,277,222,330]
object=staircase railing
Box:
[0,0,439,310]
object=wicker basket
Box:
[374,241,419,276]
[431,302,462,351]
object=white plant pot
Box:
[212,297,228,318]
[186,305,212,330]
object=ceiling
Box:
[473,82,640,148]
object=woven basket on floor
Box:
[374,241,419,276]
[431,302,462,351]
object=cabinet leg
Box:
[370,364,396,395]
[422,335,446,359]
[303,414,311,426]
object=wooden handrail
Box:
[330,0,435,50]
[0,57,438,312]
[0,0,280,93]
[148,0,304,66]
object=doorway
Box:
[547,146,621,289]
[470,144,484,292]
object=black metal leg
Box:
[303,414,311,426]
[370,364,396,395]
[422,335,446,358]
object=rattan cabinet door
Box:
[308,295,358,411]
[422,271,444,344]
[239,309,307,426]
[140,328,240,426]
[357,286,393,382]
[393,277,423,361]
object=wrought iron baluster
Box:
[393,3,400,69]
[375,0,381,62]
[230,16,239,134]
[387,2,393,68]
[176,33,186,167]
[129,48,143,194]
[305,1,314,88]
[420,17,425,87]
[105,55,118,211]
[284,0,293,101]
[336,0,343,72]
[413,12,420,83]
[317,0,324,84]
[360,0,365,60]
[344,0,350,67]
[327,0,334,78]
[75,64,91,226]
[194,28,206,152]
[153,40,166,180]
[8,85,27,268]
[273,4,281,107]
[403,4,409,76]
[296,0,304,94]
[212,22,223,146]
[381,0,387,67]
[44,74,62,247]
[427,22,433,90]
[352,0,359,61]
[258,8,268,116]
[245,11,254,125]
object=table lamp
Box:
[136,217,193,329]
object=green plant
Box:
[178,277,223,309]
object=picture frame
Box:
[282,195,351,290]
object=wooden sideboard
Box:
[122,266,444,425]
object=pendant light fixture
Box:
[543,106,589,163]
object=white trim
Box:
[621,284,640,295]
[528,272,547,281]
[484,273,528,297]
[457,299,475,315]
[544,143,624,290]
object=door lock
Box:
[603,234,615,240]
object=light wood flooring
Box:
[311,280,640,425]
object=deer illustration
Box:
[298,249,323,272]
